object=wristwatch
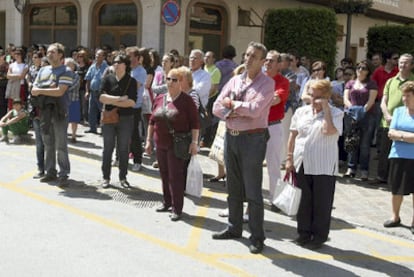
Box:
[400,134,404,141]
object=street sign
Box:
[161,0,180,26]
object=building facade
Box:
[0,0,413,66]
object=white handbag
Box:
[273,172,302,216]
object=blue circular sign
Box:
[161,0,181,26]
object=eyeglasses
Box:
[357,66,368,71]
[166,77,178,82]
[312,68,323,72]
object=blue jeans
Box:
[41,115,70,178]
[225,130,268,243]
[347,112,376,171]
[33,118,45,173]
[88,91,102,131]
[101,115,134,181]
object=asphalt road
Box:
[0,129,413,276]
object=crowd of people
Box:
[0,41,413,254]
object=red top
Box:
[268,73,290,122]
[150,92,199,150]
[371,66,399,100]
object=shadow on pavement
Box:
[58,179,113,200]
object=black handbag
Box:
[162,95,192,160]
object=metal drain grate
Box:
[106,189,163,208]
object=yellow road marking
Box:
[0,178,252,277]
[350,229,414,249]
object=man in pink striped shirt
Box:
[211,41,274,254]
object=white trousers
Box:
[281,107,293,164]
[265,122,284,202]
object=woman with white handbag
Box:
[285,79,343,250]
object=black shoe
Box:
[156,204,171,212]
[368,178,387,185]
[40,175,57,183]
[270,204,281,213]
[212,229,241,240]
[84,129,97,134]
[209,175,226,182]
[249,240,264,254]
[293,235,312,246]
[57,176,69,187]
[411,226,414,234]
[170,212,181,221]
[305,240,324,250]
[33,172,45,179]
[383,218,401,228]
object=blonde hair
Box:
[309,79,332,98]
[176,66,193,87]
[401,81,414,94]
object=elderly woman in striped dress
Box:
[285,79,344,250]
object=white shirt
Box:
[290,104,343,176]
[9,62,28,85]
[192,68,211,108]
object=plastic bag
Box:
[186,155,203,198]
[273,172,302,216]
[208,121,226,165]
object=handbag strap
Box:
[283,171,297,187]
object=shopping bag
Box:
[273,172,302,216]
[208,120,226,165]
[186,155,203,198]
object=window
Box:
[188,3,226,58]
[27,4,78,54]
[94,1,138,50]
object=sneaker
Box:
[343,168,355,178]
[120,179,131,188]
[102,179,110,189]
[11,135,23,144]
[0,135,9,143]
[112,160,119,167]
[152,161,159,168]
[131,163,141,172]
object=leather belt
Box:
[268,120,281,126]
[227,128,266,136]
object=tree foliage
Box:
[264,8,337,75]
[367,25,414,57]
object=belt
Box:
[268,120,281,126]
[227,128,266,136]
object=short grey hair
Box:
[190,49,204,59]
[247,41,267,59]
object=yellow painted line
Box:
[350,229,414,249]
[371,250,414,262]
[186,188,214,251]
[0,180,252,277]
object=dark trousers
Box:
[296,165,336,242]
[157,147,186,215]
[225,131,267,243]
[377,127,392,181]
[102,115,133,181]
[130,108,142,164]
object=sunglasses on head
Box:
[312,67,322,72]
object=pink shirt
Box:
[213,71,274,130]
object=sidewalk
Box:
[64,123,413,241]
